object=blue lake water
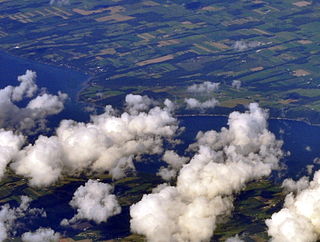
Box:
[1,49,320,239]
[0,50,90,124]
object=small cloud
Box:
[233,40,262,51]
[185,97,218,110]
[187,81,220,93]
[61,180,121,225]
[305,146,312,152]
[232,80,241,90]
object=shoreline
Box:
[176,113,320,127]
[1,48,320,127]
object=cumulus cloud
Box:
[232,80,241,90]
[233,40,262,51]
[11,96,179,186]
[0,70,67,133]
[187,81,219,93]
[185,98,218,110]
[185,81,220,110]
[157,150,189,181]
[125,94,156,114]
[22,228,60,242]
[266,171,320,242]
[0,196,45,241]
[61,179,121,225]
[0,129,25,180]
[130,103,283,241]
[282,176,310,193]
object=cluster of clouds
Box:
[61,179,121,225]
[8,94,178,187]
[233,40,262,51]
[130,103,283,241]
[0,70,67,133]
[0,196,57,241]
[266,171,320,242]
[5,70,315,241]
[185,81,220,110]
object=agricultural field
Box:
[1,0,320,123]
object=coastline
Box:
[1,47,320,127]
[176,113,320,127]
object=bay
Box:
[0,50,90,124]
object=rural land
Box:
[0,0,320,122]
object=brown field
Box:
[293,1,311,7]
[250,66,264,72]
[297,39,312,45]
[268,45,285,51]
[138,33,155,41]
[73,7,110,15]
[292,69,310,77]
[222,17,257,27]
[253,28,272,36]
[97,48,117,55]
[220,98,251,108]
[136,54,174,66]
[95,14,134,22]
[279,99,299,104]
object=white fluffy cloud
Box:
[22,228,60,242]
[187,81,220,93]
[185,98,218,110]
[266,171,320,242]
[0,129,25,180]
[0,70,67,132]
[233,40,262,51]
[61,179,121,225]
[130,103,283,242]
[157,150,189,181]
[185,81,220,110]
[11,97,179,186]
[125,94,156,114]
[232,80,241,90]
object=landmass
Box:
[1,0,320,123]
